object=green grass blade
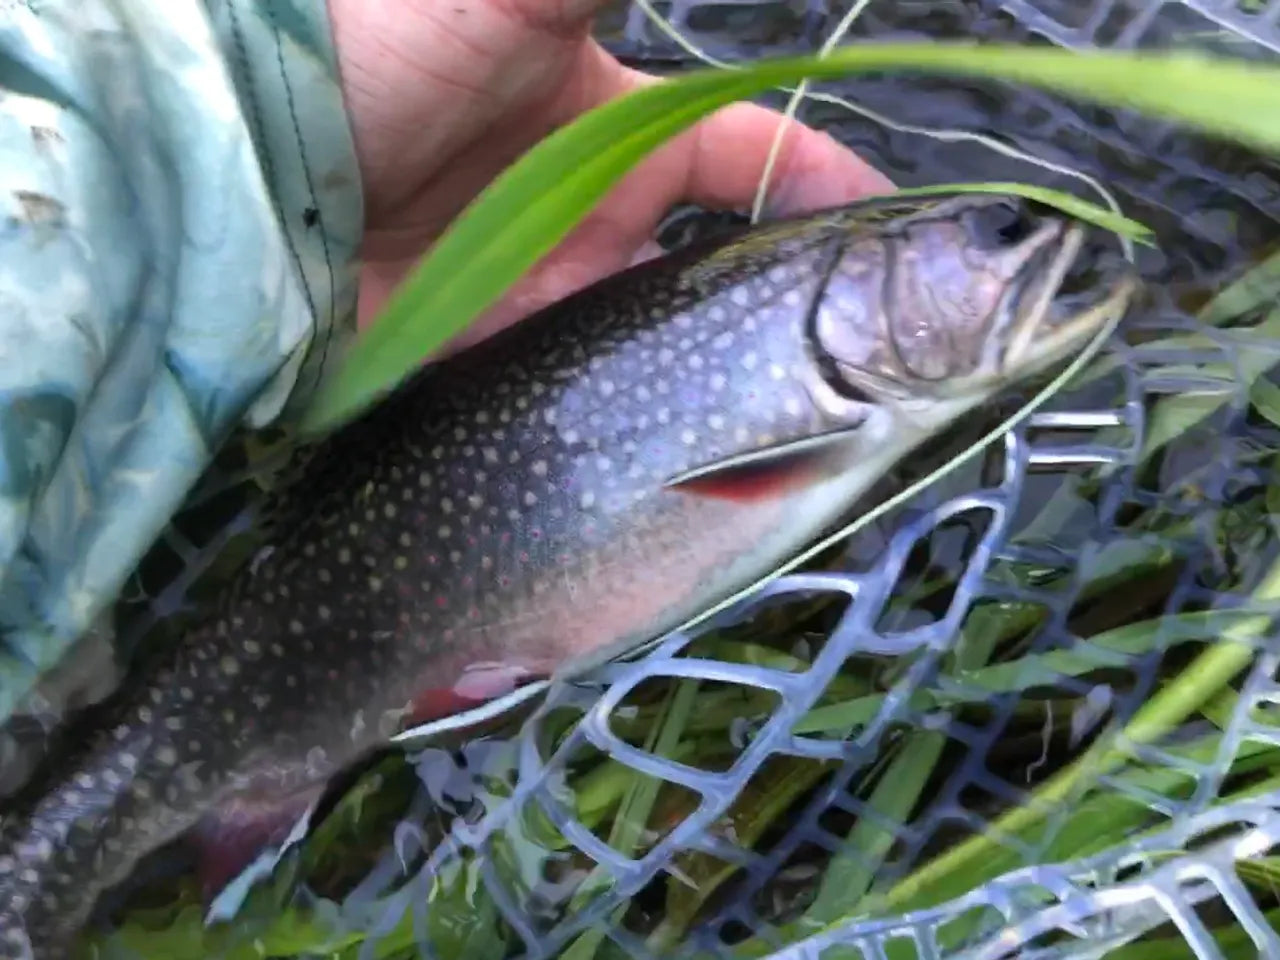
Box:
[792,608,1261,736]
[861,556,1280,922]
[559,678,701,959]
[300,46,1280,436]
[1199,245,1280,326]
[802,732,945,926]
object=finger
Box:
[604,63,895,217]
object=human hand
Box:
[327,0,894,354]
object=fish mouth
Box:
[999,218,1140,377]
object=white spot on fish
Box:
[713,331,734,350]
[221,656,240,676]
[599,380,615,398]
[369,576,383,592]
[19,839,51,862]
[250,547,274,576]
[337,548,352,565]
[156,746,177,766]
[580,492,596,510]
[438,525,452,539]
[742,352,759,371]
[243,639,261,656]
[769,364,786,380]
[710,373,727,391]
[782,289,803,308]
[708,414,726,430]
[785,397,804,418]
[532,460,548,477]
[681,428,698,446]
[524,491,538,506]
[731,288,750,307]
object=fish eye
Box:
[961,200,1039,249]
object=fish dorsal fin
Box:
[663,428,865,503]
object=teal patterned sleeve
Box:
[0,0,364,726]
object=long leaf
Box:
[300,46,1280,436]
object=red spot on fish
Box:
[436,596,448,609]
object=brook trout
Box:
[0,193,1137,958]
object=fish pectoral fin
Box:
[662,428,863,503]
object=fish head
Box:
[808,192,1139,428]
